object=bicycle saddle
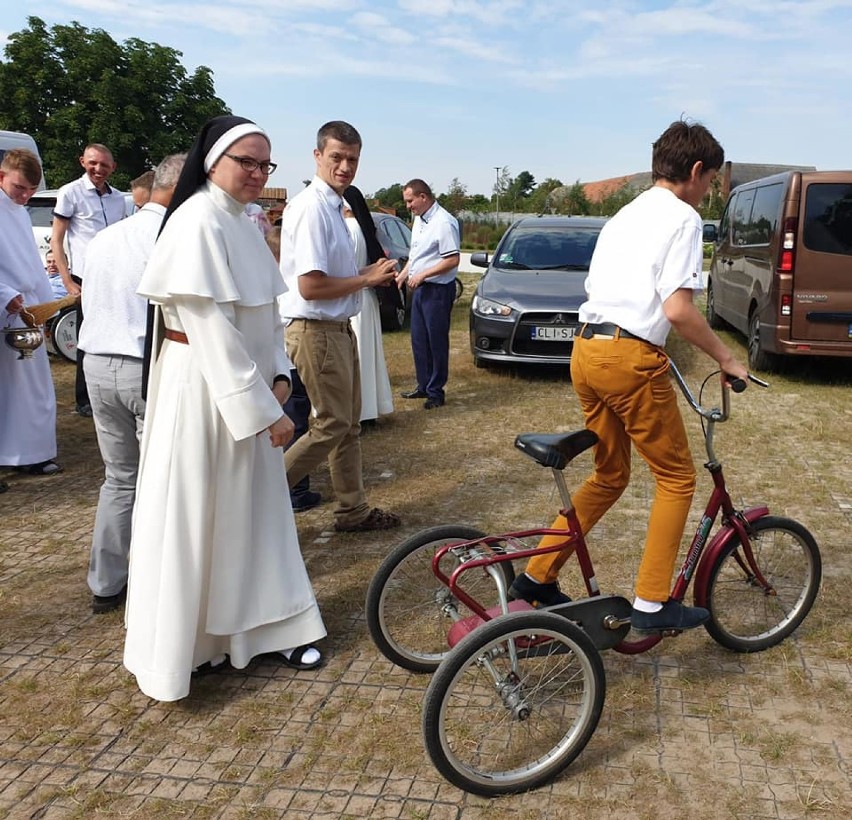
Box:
[514,430,598,470]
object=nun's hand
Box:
[267,413,295,448]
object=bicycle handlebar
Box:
[668,360,768,423]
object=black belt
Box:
[580,322,644,341]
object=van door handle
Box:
[721,257,734,267]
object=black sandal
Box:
[278,644,323,670]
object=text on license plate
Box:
[531,326,575,341]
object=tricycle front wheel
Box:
[703,516,821,652]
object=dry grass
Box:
[1,274,851,818]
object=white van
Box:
[0,130,47,190]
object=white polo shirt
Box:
[278,176,361,322]
[579,186,703,346]
[53,174,126,279]
[408,200,460,285]
[77,203,165,358]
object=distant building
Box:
[258,186,288,223]
[577,162,817,205]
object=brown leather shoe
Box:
[335,507,401,532]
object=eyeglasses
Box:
[223,154,277,175]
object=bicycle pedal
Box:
[660,628,683,638]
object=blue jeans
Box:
[84,354,146,596]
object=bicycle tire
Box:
[365,525,514,673]
[703,516,821,652]
[422,610,605,796]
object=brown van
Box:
[706,170,852,370]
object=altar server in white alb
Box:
[0,148,60,479]
[123,115,326,702]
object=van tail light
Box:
[781,294,792,317]
[779,216,798,272]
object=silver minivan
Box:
[707,170,852,369]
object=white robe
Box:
[123,181,326,702]
[0,190,57,466]
[345,217,393,422]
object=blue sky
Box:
[1,0,850,198]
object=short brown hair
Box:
[316,121,361,151]
[0,148,42,186]
[131,169,155,191]
[652,120,724,183]
[404,178,433,199]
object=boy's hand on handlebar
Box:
[718,354,748,388]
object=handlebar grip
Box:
[728,376,747,393]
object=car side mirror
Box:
[471,251,489,268]
[702,224,718,243]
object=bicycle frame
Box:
[429,360,775,655]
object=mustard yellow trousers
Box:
[525,335,696,601]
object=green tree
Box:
[558,181,591,215]
[372,183,406,217]
[699,174,725,219]
[492,166,511,213]
[527,177,564,214]
[438,177,468,215]
[592,182,640,216]
[506,170,536,211]
[0,16,230,189]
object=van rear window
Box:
[803,183,852,256]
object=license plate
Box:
[532,325,575,341]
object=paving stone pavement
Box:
[1,358,851,820]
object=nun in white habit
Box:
[124,115,326,702]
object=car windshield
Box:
[495,227,600,271]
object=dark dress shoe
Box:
[400,388,427,399]
[92,585,127,614]
[291,490,322,512]
[424,397,445,409]
[77,404,93,418]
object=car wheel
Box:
[706,279,725,329]
[747,311,777,372]
[379,285,407,333]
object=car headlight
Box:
[472,295,516,319]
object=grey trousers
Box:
[83,354,145,596]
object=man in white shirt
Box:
[77,153,185,614]
[512,121,748,634]
[278,120,401,532]
[51,143,126,417]
[396,179,460,409]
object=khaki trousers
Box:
[284,319,368,527]
[525,335,696,601]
